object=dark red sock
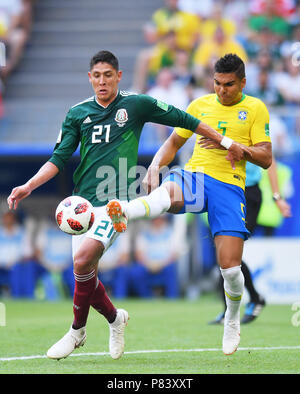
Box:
[72,270,97,329]
[90,279,117,323]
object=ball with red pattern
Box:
[55,196,95,235]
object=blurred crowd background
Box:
[0,0,299,302]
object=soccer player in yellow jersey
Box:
[107,54,272,355]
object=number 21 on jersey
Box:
[92,124,111,143]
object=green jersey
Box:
[49,91,200,206]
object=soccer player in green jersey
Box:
[7,51,249,360]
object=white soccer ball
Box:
[55,195,95,235]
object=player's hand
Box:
[225,150,238,170]
[142,165,160,194]
[275,199,292,218]
[7,184,32,210]
[198,137,252,160]
[198,138,252,170]
[198,137,225,150]
[228,142,252,161]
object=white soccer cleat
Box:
[46,326,86,360]
[109,309,129,359]
[222,319,240,355]
[106,199,128,233]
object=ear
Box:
[88,71,92,83]
[241,77,246,89]
[117,70,123,83]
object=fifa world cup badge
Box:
[115,109,128,127]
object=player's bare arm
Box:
[240,141,272,169]
[198,138,269,168]
[7,161,59,210]
[142,131,187,193]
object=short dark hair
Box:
[90,50,119,71]
[214,54,245,79]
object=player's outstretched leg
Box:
[109,308,129,359]
[106,186,172,233]
[47,326,86,360]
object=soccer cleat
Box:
[46,326,86,360]
[106,199,128,233]
[222,319,240,355]
[241,297,266,324]
[109,309,129,359]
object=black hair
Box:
[90,50,119,71]
[214,54,245,79]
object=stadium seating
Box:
[2,0,162,144]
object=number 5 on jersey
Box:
[217,121,228,135]
[92,125,111,143]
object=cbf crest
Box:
[238,110,248,121]
[115,108,128,127]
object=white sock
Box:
[126,186,171,220]
[220,265,244,322]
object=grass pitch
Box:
[0,295,299,374]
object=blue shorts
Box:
[162,168,250,240]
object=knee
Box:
[220,266,244,290]
[164,183,184,213]
[218,252,241,269]
[221,265,240,279]
[74,249,103,275]
[73,253,90,274]
[218,253,243,270]
[73,238,105,274]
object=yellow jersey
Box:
[175,93,271,190]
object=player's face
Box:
[88,62,122,106]
[214,72,246,106]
